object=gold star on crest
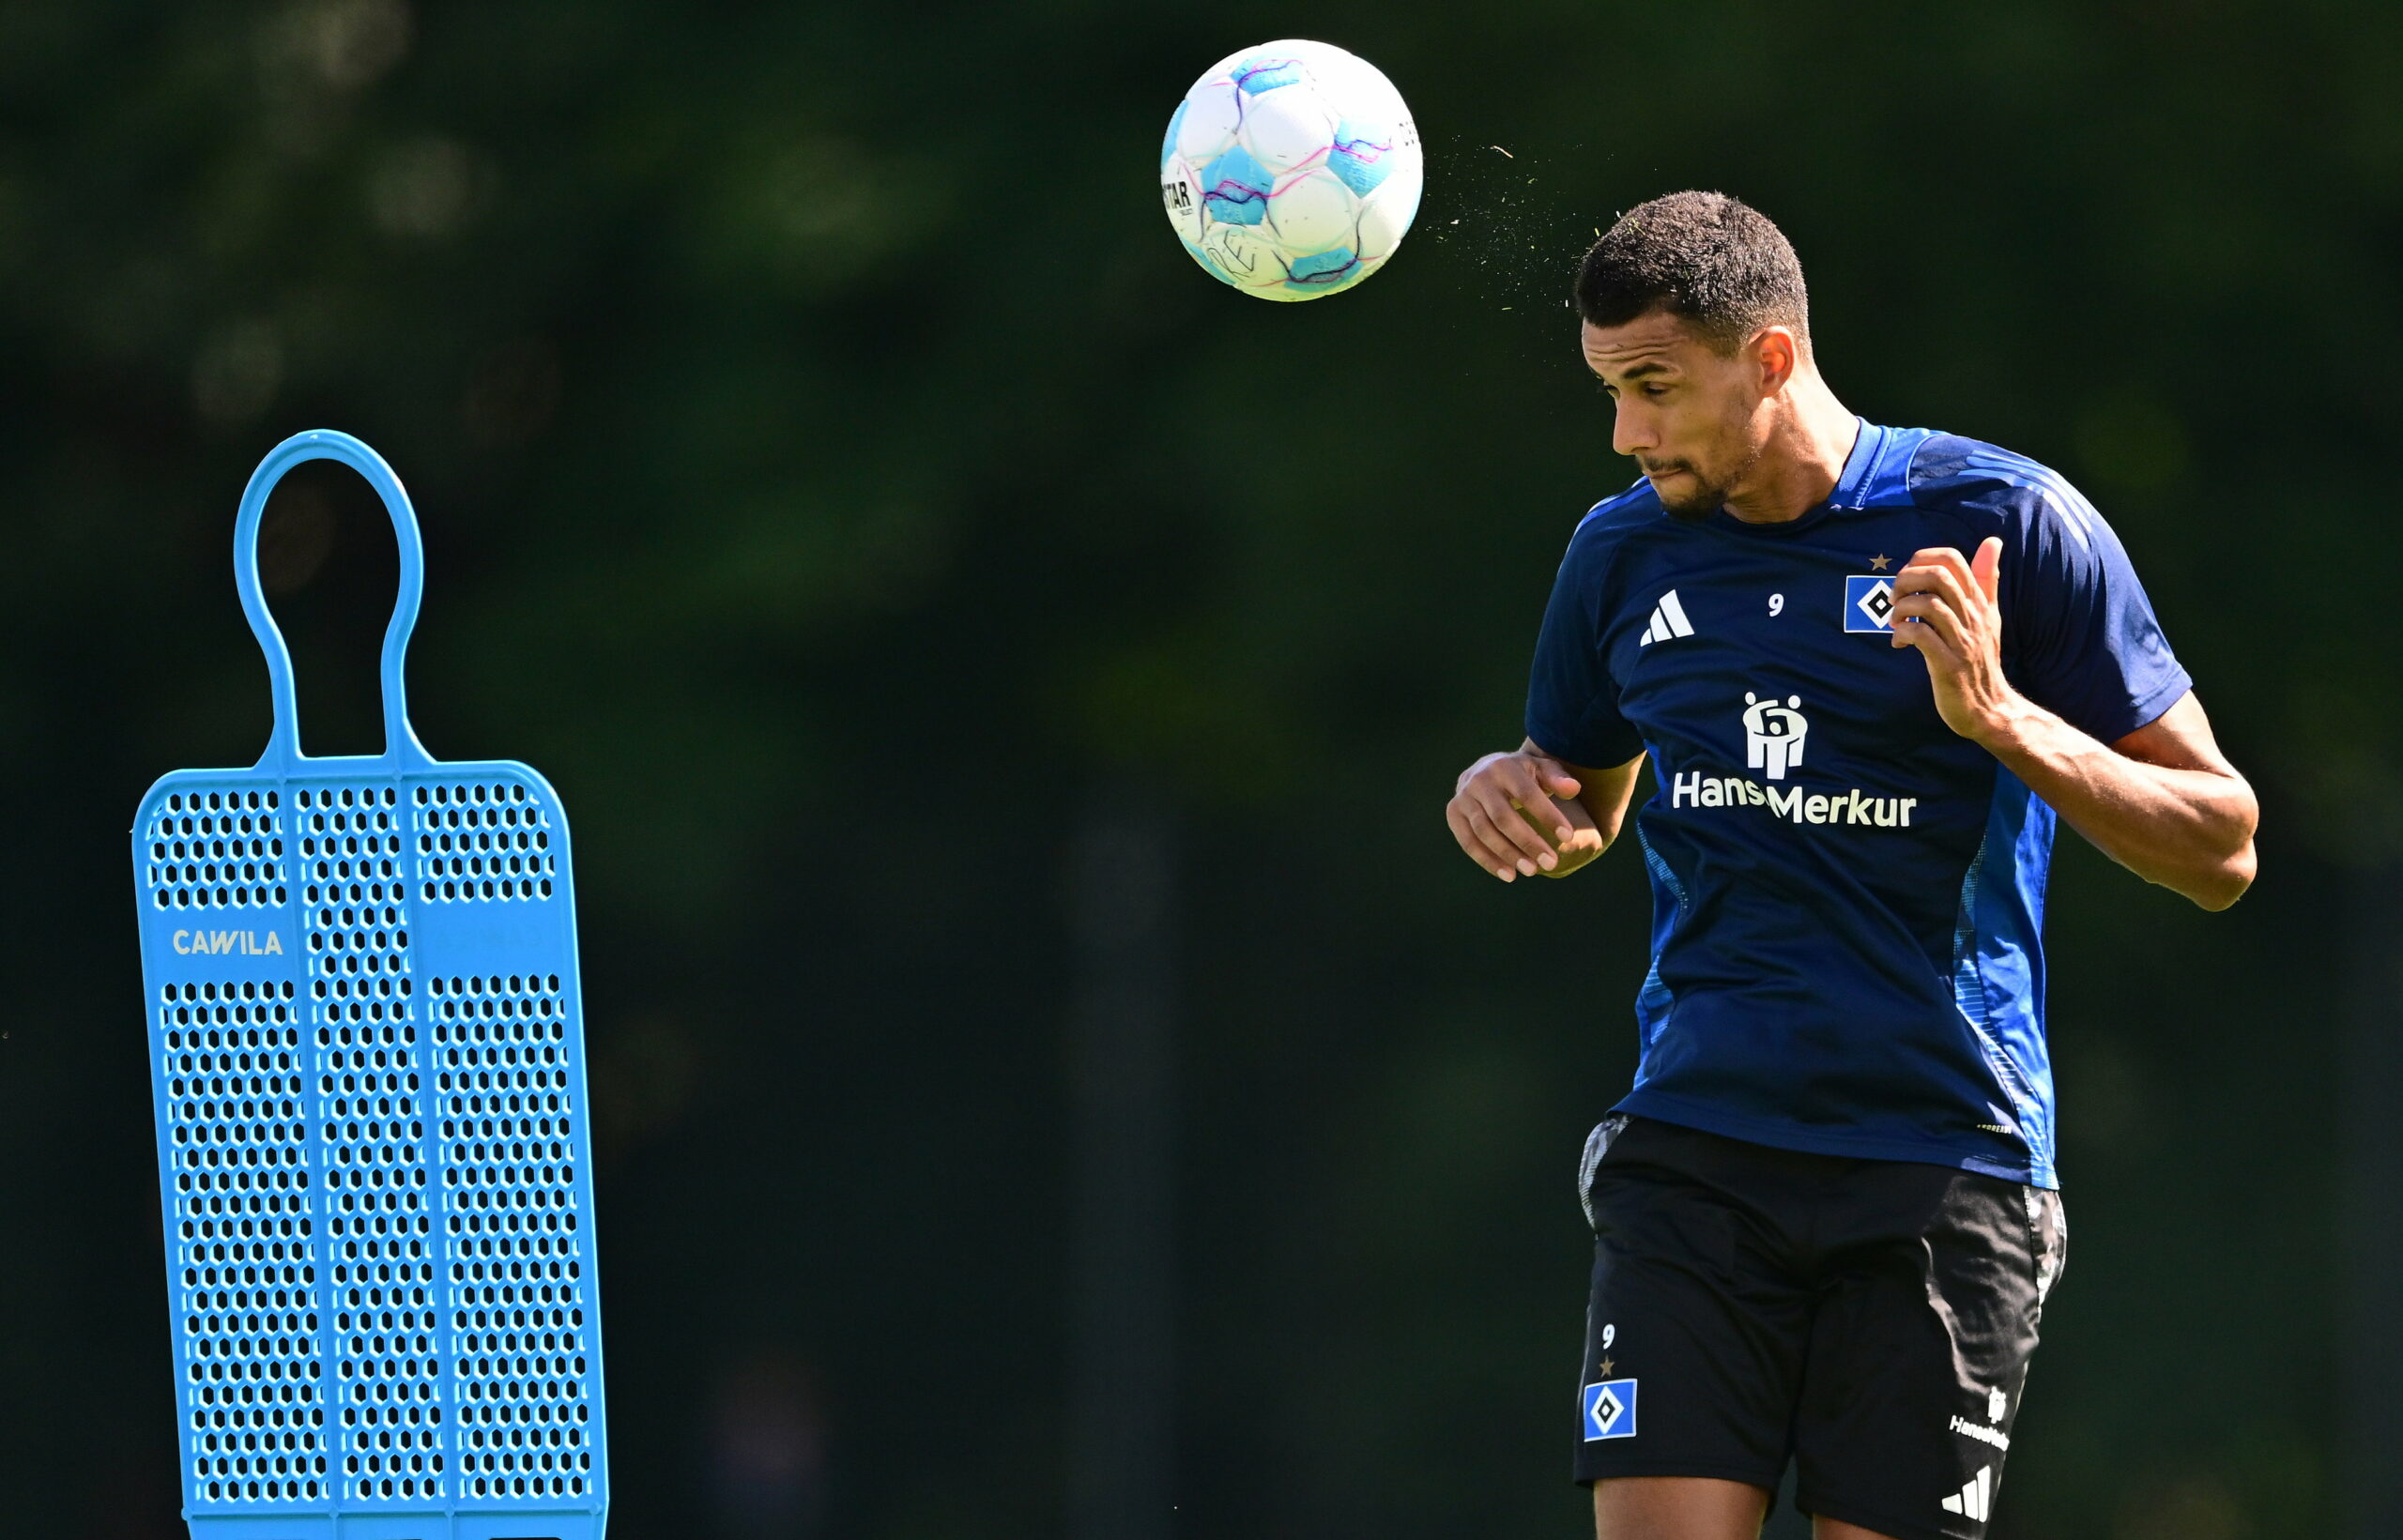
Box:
[1596,1357,1615,1378]
[1870,554,1892,571]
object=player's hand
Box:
[1447,748,1589,881]
[1888,537,2024,743]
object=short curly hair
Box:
[1573,191,1810,354]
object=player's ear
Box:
[1753,327,1799,394]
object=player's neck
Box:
[1719,373,1859,526]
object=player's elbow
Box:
[2184,840,2258,911]
[2182,793,2259,909]
[2179,780,2260,911]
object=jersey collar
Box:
[1830,418,1889,510]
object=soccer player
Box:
[1444,192,2257,1540]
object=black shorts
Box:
[1573,1116,2066,1540]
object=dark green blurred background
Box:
[2,1,2392,1536]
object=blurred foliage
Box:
[0,0,2394,1536]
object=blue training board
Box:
[129,431,609,1540]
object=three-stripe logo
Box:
[1638,589,1694,646]
[1941,1465,1995,1521]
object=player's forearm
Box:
[1974,703,2258,910]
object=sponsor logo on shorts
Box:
[1942,1465,1996,1520]
[1950,1414,2010,1452]
[1951,1383,2013,1451]
[1582,1378,1636,1441]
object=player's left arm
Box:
[1890,538,2258,911]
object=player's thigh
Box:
[1592,1474,1769,1540]
[1575,1119,1814,1490]
[1812,1518,1903,1540]
[1792,1170,2064,1539]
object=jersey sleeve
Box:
[1997,472,2193,743]
[1524,529,1643,768]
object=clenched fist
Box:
[1447,745,1605,881]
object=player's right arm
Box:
[1447,742,1644,882]
[1490,496,1646,882]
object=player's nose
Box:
[1611,404,1655,457]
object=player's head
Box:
[1573,191,1814,519]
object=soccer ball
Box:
[1160,39,1422,301]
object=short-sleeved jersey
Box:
[1526,421,2191,1188]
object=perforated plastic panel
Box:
[131,432,608,1540]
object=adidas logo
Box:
[1638,588,1694,646]
[1941,1465,1995,1521]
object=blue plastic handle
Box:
[232,429,433,772]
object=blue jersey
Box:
[1525,421,2191,1187]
